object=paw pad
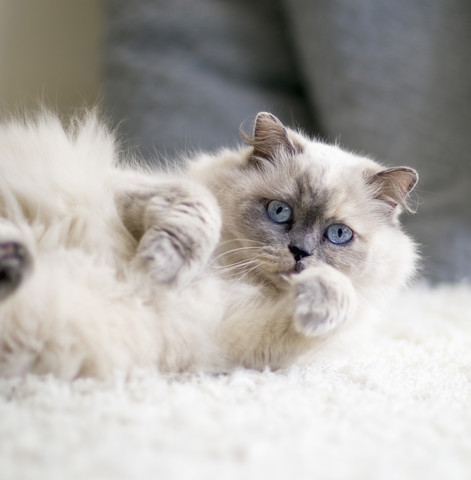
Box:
[0,242,31,300]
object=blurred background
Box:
[0,0,102,117]
[0,0,469,282]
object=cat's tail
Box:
[0,111,130,256]
[0,111,117,216]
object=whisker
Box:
[213,258,259,274]
[234,261,263,282]
[217,238,265,247]
[193,258,258,284]
[212,246,265,263]
[212,257,256,268]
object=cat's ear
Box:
[367,167,419,213]
[242,112,300,162]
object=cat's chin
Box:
[236,256,298,292]
[255,269,300,294]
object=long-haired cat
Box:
[0,112,418,378]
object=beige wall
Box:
[0,0,102,118]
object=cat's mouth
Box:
[294,260,308,273]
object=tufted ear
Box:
[367,166,419,213]
[242,112,298,162]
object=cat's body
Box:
[0,112,418,378]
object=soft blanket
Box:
[1,283,470,480]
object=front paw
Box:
[134,226,212,286]
[291,267,356,337]
[134,190,221,287]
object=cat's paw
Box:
[134,190,221,287]
[291,266,356,337]
[134,228,204,285]
[0,241,32,301]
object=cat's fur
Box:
[0,112,418,378]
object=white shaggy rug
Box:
[1,283,471,480]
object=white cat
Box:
[0,112,418,378]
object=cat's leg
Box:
[115,178,221,287]
[289,265,357,337]
[0,220,32,301]
[219,268,357,370]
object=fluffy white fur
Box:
[0,112,418,378]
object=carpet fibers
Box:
[1,283,470,480]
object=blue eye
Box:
[267,200,292,223]
[325,224,353,245]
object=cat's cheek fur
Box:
[290,266,357,337]
[356,225,418,304]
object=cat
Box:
[0,111,418,378]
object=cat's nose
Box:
[288,244,312,263]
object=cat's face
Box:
[209,113,418,301]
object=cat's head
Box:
[205,112,419,303]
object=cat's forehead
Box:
[289,142,378,221]
[294,142,371,191]
[302,140,374,171]
[256,141,374,203]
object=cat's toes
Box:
[134,229,193,285]
[291,268,356,337]
[135,211,221,287]
[0,242,31,301]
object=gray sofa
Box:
[104,0,471,282]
